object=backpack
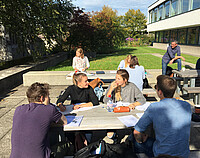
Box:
[74,139,138,158]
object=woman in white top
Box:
[126,56,145,91]
[118,55,132,69]
[72,48,90,72]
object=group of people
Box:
[10,44,193,158]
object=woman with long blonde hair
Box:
[72,48,90,72]
[118,55,132,69]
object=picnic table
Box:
[63,103,149,131]
[172,69,200,94]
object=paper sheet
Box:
[135,102,151,111]
[136,113,144,118]
[117,115,139,127]
[65,115,83,127]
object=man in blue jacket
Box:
[162,40,185,75]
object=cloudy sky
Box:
[72,0,156,16]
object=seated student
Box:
[103,69,146,110]
[131,75,191,157]
[126,56,145,91]
[72,48,90,72]
[10,82,68,158]
[196,58,200,69]
[118,55,132,69]
[56,72,99,110]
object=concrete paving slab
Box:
[0,130,11,158]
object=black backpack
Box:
[74,139,138,158]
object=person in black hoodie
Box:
[56,72,99,111]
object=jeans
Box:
[162,58,182,75]
[128,133,155,157]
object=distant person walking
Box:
[72,48,90,72]
[118,55,132,69]
[162,40,185,75]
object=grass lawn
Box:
[47,46,199,71]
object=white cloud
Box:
[72,0,155,16]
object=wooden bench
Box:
[182,87,200,104]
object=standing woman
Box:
[126,56,145,91]
[72,48,90,72]
[103,69,146,110]
[118,55,132,69]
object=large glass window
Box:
[192,0,200,10]
[165,1,170,18]
[158,4,164,20]
[159,31,164,42]
[171,0,179,16]
[164,31,170,43]
[178,29,187,44]
[187,27,198,45]
[180,0,189,13]
[170,30,178,42]
[154,8,157,22]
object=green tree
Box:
[90,5,125,53]
[123,9,147,38]
[0,0,73,58]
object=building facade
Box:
[147,0,200,55]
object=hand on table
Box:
[73,104,81,110]
[57,103,66,112]
[128,103,136,110]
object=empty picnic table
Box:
[172,69,200,95]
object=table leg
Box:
[198,94,200,105]
[183,78,188,95]
[190,78,196,87]
[194,94,198,105]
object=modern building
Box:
[147,0,200,55]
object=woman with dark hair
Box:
[56,73,99,110]
[103,69,146,110]
[126,56,145,91]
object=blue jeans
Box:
[162,58,182,75]
[128,133,155,157]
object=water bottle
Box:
[107,95,114,112]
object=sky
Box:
[71,0,156,16]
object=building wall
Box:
[147,9,200,32]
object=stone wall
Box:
[0,52,69,93]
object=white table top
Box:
[63,104,145,131]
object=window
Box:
[171,0,179,16]
[154,8,157,22]
[155,32,159,42]
[192,0,200,10]
[180,0,189,13]
[164,31,170,43]
[178,29,187,44]
[159,31,164,42]
[165,1,170,18]
[170,30,178,42]
[158,4,164,20]
[149,10,153,23]
[187,27,198,45]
